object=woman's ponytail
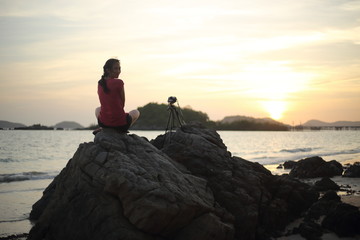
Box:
[98,75,110,93]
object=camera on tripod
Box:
[167,96,177,105]
[165,96,186,143]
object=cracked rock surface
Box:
[29,125,319,240]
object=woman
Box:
[95,58,140,133]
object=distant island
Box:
[54,121,84,129]
[0,120,27,129]
[303,119,360,128]
[1,103,359,131]
[0,121,84,130]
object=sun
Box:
[261,101,287,120]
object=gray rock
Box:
[322,203,360,237]
[303,191,360,238]
[151,125,318,239]
[283,160,297,169]
[289,156,343,178]
[29,125,319,240]
[313,177,340,191]
[305,191,341,221]
[298,221,323,240]
[343,162,360,178]
[29,128,233,240]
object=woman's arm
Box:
[120,86,125,106]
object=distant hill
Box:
[132,103,209,130]
[0,120,26,129]
[54,121,84,129]
[219,115,289,131]
[304,120,360,127]
[221,115,286,125]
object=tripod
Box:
[165,103,185,143]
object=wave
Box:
[243,147,360,165]
[0,187,46,194]
[0,158,19,163]
[280,147,314,153]
[0,217,29,223]
[321,148,360,159]
[0,171,57,183]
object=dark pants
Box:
[98,114,132,133]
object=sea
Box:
[0,129,359,237]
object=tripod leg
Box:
[166,110,174,144]
[171,109,175,131]
[165,111,172,132]
[174,108,182,127]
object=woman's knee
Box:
[95,107,101,118]
[129,109,140,122]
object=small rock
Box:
[320,190,341,202]
[343,163,360,178]
[283,160,297,169]
[305,191,340,221]
[298,221,323,240]
[313,177,340,191]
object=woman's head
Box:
[103,58,121,79]
[99,58,121,93]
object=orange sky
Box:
[0,0,359,126]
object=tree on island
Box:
[131,103,210,130]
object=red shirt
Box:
[98,78,127,126]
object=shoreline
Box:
[0,233,28,240]
[265,159,360,209]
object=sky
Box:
[0,0,359,127]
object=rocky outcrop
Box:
[343,162,360,178]
[29,125,319,240]
[151,125,318,239]
[29,128,233,240]
[322,202,360,237]
[289,156,343,178]
[303,191,360,238]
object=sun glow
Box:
[261,101,287,120]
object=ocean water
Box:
[0,129,359,237]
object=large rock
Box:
[289,156,343,178]
[29,128,234,240]
[151,124,318,239]
[322,203,360,237]
[29,125,319,240]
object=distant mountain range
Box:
[303,120,360,127]
[0,120,84,129]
